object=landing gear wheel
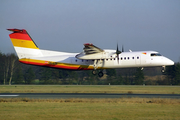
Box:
[92,70,97,75]
[98,71,104,78]
[161,66,166,73]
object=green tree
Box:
[1,53,9,85]
[0,53,19,85]
[106,69,116,85]
[77,71,86,85]
[106,69,116,77]
[134,68,144,85]
[13,66,24,84]
[39,67,52,84]
[174,63,180,85]
[86,71,99,85]
[51,69,60,83]
[24,67,35,84]
[116,68,136,85]
[68,71,78,85]
[163,65,175,85]
[164,63,180,85]
[124,74,130,85]
[116,74,124,85]
[0,52,4,84]
[8,53,19,85]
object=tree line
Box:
[0,52,180,85]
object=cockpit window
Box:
[151,53,162,56]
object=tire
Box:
[92,70,96,75]
[98,71,104,78]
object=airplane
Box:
[7,28,174,77]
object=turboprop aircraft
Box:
[7,28,174,77]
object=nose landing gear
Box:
[161,66,166,73]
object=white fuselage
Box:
[27,49,174,70]
[8,28,174,72]
[72,50,174,69]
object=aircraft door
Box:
[135,55,141,64]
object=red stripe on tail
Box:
[8,29,32,40]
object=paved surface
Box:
[0,93,180,99]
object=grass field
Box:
[0,98,180,120]
[0,85,180,94]
[0,85,180,120]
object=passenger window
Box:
[132,57,134,59]
[121,57,123,60]
[124,57,126,60]
[137,57,139,59]
[128,57,130,60]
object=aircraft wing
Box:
[76,43,105,60]
[83,43,104,54]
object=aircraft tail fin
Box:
[7,28,43,59]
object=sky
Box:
[0,0,180,62]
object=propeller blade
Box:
[116,44,119,53]
[122,45,124,52]
[116,43,121,64]
[116,44,121,55]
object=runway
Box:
[0,93,180,99]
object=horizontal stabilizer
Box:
[7,28,25,33]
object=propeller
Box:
[115,44,125,64]
[116,44,122,64]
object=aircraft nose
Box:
[170,60,174,65]
[169,60,174,65]
[163,58,174,66]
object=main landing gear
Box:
[92,59,104,78]
[92,70,104,78]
